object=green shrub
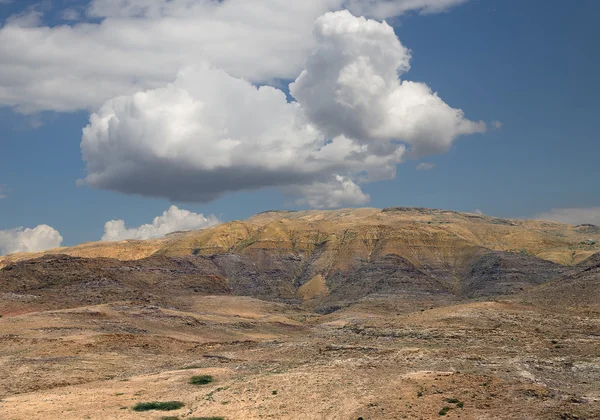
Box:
[444,398,460,404]
[439,406,451,416]
[190,375,214,385]
[132,401,184,411]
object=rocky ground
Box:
[0,292,598,419]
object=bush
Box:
[439,406,451,416]
[132,401,185,411]
[190,375,214,385]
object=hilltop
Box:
[3,208,598,270]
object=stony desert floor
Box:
[1,295,598,420]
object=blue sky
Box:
[1,0,599,250]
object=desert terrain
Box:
[0,208,599,419]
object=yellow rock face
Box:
[298,274,330,301]
[0,239,166,269]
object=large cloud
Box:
[0,0,469,113]
[81,11,484,207]
[534,207,600,226]
[289,12,485,157]
[102,205,220,241]
[0,225,63,255]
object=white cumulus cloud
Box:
[81,11,484,207]
[416,162,435,171]
[534,207,600,226]
[0,225,63,256]
[0,0,470,113]
[290,12,486,158]
[102,205,220,241]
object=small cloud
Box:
[5,7,44,27]
[0,185,8,199]
[28,115,44,129]
[102,205,220,241]
[416,163,435,171]
[492,120,503,130]
[0,225,63,256]
[61,8,80,21]
[534,207,600,226]
[474,209,484,215]
[290,175,370,209]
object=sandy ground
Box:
[0,296,598,419]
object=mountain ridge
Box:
[3,207,598,268]
[2,207,599,315]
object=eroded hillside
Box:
[3,208,598,271]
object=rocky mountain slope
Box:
[1,208,599,315]
[3,208,598,270]
[515,252,600,313]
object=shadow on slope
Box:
[513,252,600,313]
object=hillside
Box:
[1,208,599,315]
[1,207,600,419]
[0,237,166,269]
[3,208,598,271]
[158,208,600,266]
[514,252,600,313]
